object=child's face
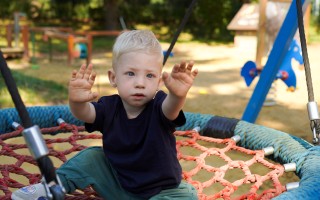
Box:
[110,51,162,110]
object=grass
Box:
[32,34,116,54]
[308,18,320,44]
[0,32,119,109]
[0,69,68,108]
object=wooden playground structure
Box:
[0,12,122,65]
[0,12,29,60]
[32,28,121,65]
[1,25,29,60]
[227,0,311,69]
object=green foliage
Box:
[0,0,243,41]
[92,37,116,51]
[118,0,241,41]
[310,15,320,43]
[2,0,319,42]
[188,0,242,41]
[0,1,31,20]
[51,0,89,20]
[316,14,320,32]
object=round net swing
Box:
[1,105,319,200]
[2,0,318,199]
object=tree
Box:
[103,0,121,30]
[0,0,244,41]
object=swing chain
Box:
[307,102,320,145]
[311,119,320,145]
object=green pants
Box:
[57,146,198,200]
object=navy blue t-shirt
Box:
[85,90,185,198]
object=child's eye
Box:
[146,74,154,78]
[127,72,134,76]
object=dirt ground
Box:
[161,39,320,144]
[6,38,320,143]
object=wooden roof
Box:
[227,3,259,31]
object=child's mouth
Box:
[132,94,145,98]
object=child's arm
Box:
[162,61,198,121]
[68,64,99,123]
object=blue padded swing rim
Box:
[0,105,319,199]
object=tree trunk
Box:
[103,0,119,30]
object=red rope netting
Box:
[0,123,287,200]
[176,129,286,199]
[0,123,102,200]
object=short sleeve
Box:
[172,110,186,127]
[155,91,186,128]
[85,95,120,133]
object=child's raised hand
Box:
[68,63,99,103]
[162,61,198,97]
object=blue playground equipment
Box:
[73,43,88,59]
[241,39,303,91]
[163,50,174,57]
[242,0,308,123]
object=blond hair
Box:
[112,30,163,68]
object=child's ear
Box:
[108,69,117,87]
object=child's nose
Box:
[135,76,145,88]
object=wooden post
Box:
[86,34,93,65]
[6,25,13,48]
[67,35,75,65]
[21,25,29,60]
[256,0,267,69]
[304,2,311,42]
[48,37,52,62]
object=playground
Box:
[1,1,319,143]
[4,38,320,143]
[2,36,320,199]
[2,0,320,199]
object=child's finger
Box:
[172,64,180,73]
[162,71,169,81]
[191,68,198,77]
[71,70,77,79]
[76,64,87,78]
[179,61,186,72]
[84,64,93,80]
[89,71,96,84]
[186,61,194,72]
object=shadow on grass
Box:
[0,70,68,108]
